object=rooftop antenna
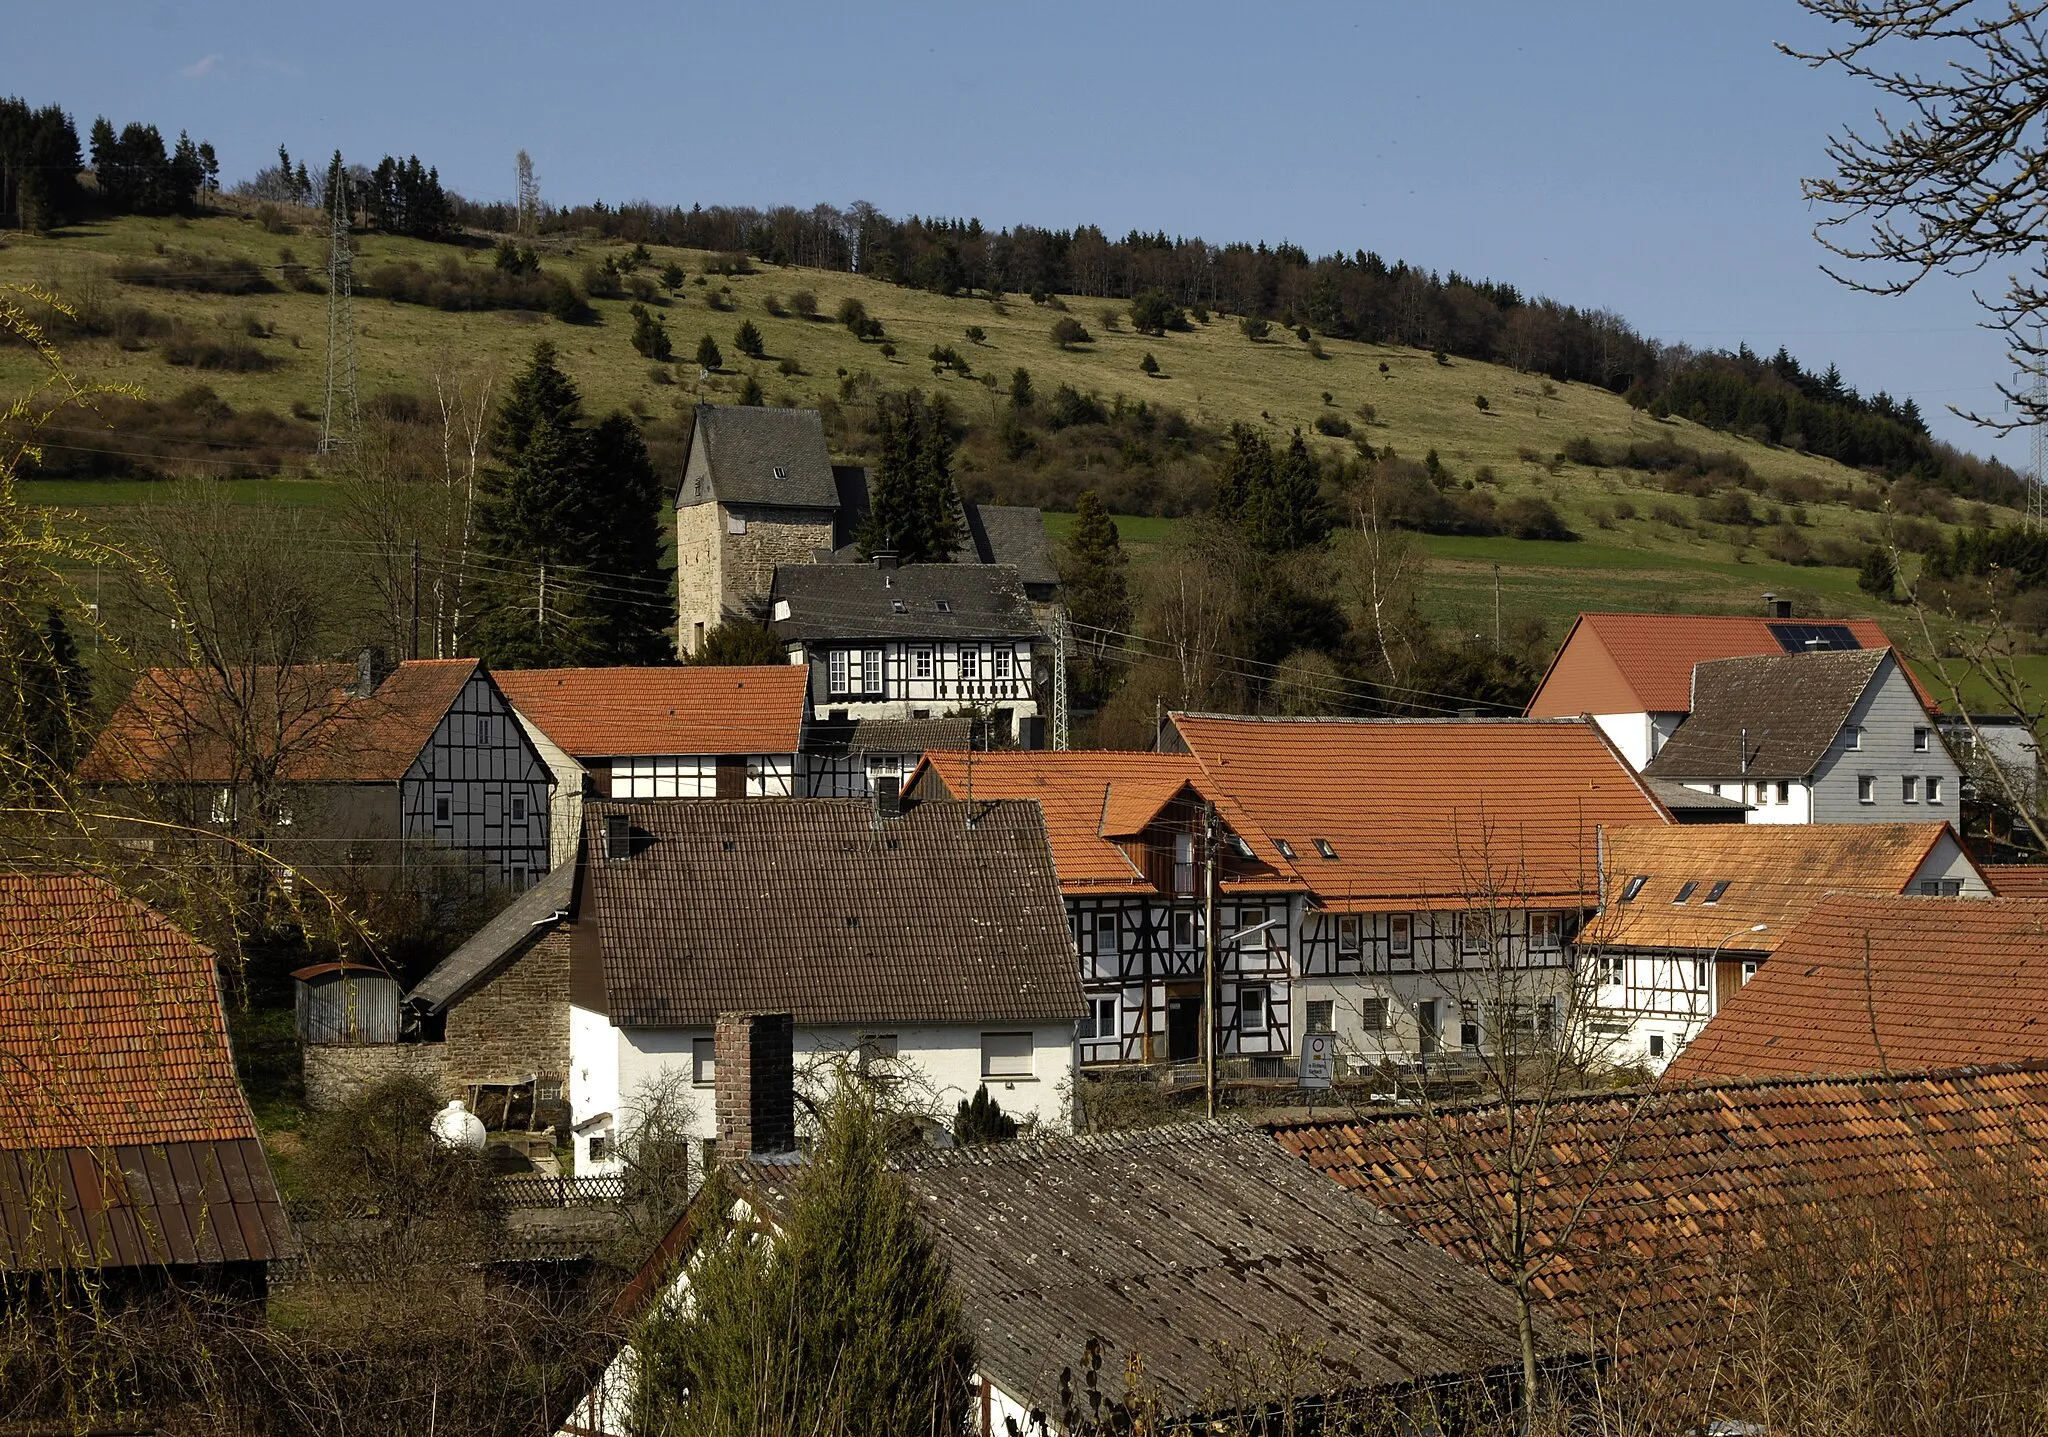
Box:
[320,153,359,456]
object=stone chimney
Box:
[354,645,393,698]
[714,1011,795,1161]
[873,552,899,571]
[1763,593,1793,619]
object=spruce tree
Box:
[470,342,671,666]
[1059,490,1130,703]
[1213,422,1274,525]
[1245,432,1332,554]
[857,392,961,563]
[1,606,91,798]
[695,333,722,372]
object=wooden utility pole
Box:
[1203,800,1219,1120]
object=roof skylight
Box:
[1704,880,1730,905]
[1275,839,1297,860]
[1621,875,1648,902]
[1673,880,1698,904]
[1313,838,1337,859]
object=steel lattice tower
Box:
[320,167,359,455]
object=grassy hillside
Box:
[0,208,2027,694]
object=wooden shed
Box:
[292,962,401,1045]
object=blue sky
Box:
[20,0,2028,465]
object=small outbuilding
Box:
[293,961,401,1045]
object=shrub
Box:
[1613,497,1637,521]
[778,357,802,376]
[1190,302,1209,323]
[790,289,817,319]
[276,247,321,293]
[1306,338,1328,360]
[1046,383,1108,429]
[627,275,658,303]
[1701,490,1757,526]
[1651,501,1689,527]
[1474,394,1490,411]
[879,341,896,360]
[112,249,272,294]
[1560,435,1603,466]
[928,344,970,375]
[161,328,277,372]
[738,375,765,406]
[734,319,765,359]
[1294,324,1311,343]
[1050,316,1092,349]
[545,276,595,323]
[1313,412,1352,438]
[366,258,555,313]
[1433,349,1450,365]
[1767,525,1814,565]
[705,251,754,276]
[1500,495,1578,541]
[706,287,734,312]
[762,293,788,317]
[1240,316,1271,342]
[581,261,624,299]
[1097,305,1122,332]
[1139,352,1160,377]
[838,297,881,338]
[964,325,985,344]
[1129,289,1185,336]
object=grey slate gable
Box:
[771,562,1040,642]
[678,404,840,510]
[409,862,577,1013]
[1645,648,1891,781]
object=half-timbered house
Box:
[1163,713,1673,1068]
[494,665,811,867]
[1580,822,1991,1071]
[84,649,552,891]
[909,750,1300,1066]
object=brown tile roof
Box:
[1528,611,1922,717]
[1987,864,2048,898]
[1664,894,2048,1082]
[584,797,1084,1028]
[889,1122,1574,1408]
[1580,821,1965,954]
[494,665,807,759]
[82,659,478,784]
[0,871,290,1270]
[1168,715,1670,910]
[843,716,974,756]
[1643,648,1893,780]
[1271,1064,2048,1370]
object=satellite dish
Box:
[431,1098,487,1151]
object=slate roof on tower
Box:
[678,403,840,509]
[1642,648,1895,780]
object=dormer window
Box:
[891,600,907,614]
[604,814,632,862]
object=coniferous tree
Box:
[470,342,671,666]
[1059,490,1130,704]
[1858,545,1898,601]
[694,334,722,372]
[858,392,961,563]
[1245,431,1332,554]
[0,606,91,799]
[952,1085,1018,1146]
[0,100,83,229]
[1213,422,1274,526]
[734,319,765,358]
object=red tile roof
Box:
[1271,1064,2048,1371]
[1580,821,1968,954]
[912,750,1220,895]
[1527,612,1922,717]
[82,659,478,784]
[0,871,290,1270]
[1664,894,2048,1082]
[494,665,808,758]
[1986,864,2048,898]
[1168,715,1670,909]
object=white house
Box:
[1527,607,1915,770]
[564,792,1083,1173]
[1642,647,1960,825]
[1577,820,1990,1071]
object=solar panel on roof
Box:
[1767,622,1860,653]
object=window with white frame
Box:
[960,648,981,681]
[1845,726,1863,750]
[691,1038,716,1086]
[912,647,934,681]
[1238,985,1269,1034]
[1173,910,1197,948]
[992,646,1014,680]
[210,787,234,825]
[830,650,849,694]
[1458,911,1488,955]
[1903,775,1919,803]
[1926,775,1944,804]
[1093,911,1118,955]
[1306,999,1335,1034]
[862,648,883,694]
[1776,780,1790,804]
[615,757,714,798]
[1529,912,1563,952]
[1338,915,1361,954]
[981,1031,1034,1079]
[1914,726,1931,752]
[746,755,794,797]
[1600,953,1625,987]
[1389,914,1412,955]
[1858,774,1876,804]
[1237,907,1270,949]
[1695,959,1710,990]
[1083,995,1119,1042]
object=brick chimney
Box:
[714,1011,795,1160]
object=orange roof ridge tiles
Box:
[1167,714,1670,908]
[1526,611,1928,717]
[1664,893,2048,1083]
[494,665,808,758]
[83,658,479,785]
[1581,820,1959,954]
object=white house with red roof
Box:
[1527,607,1922,770]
